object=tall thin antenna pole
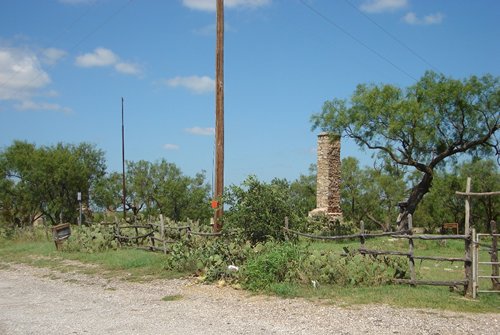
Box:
[214,0,224,232]
[121,97,127,220]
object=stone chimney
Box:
[310,132,342,219]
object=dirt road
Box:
[0,263,498,335]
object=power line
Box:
[299,0,418,82]
[343,0,441,73]
[68,0,134,54]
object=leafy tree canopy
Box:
[0,141,106,225]
[312,71,499,228]
[92,159,212,222]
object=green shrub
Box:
[9,226,49,242]
[302,215,357,236]
[164,234,253,282]
[242,241,305,291]
[301,250,409,287]
[62,224,118,253]
[224,176,305,244]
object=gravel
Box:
[0,263,498,335]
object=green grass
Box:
[0,239,185,281]
[1,235,498,313]
[300,284,499,313]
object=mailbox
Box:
[52,223,71,250]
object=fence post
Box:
[491,220,500,291]
[464,177,471,234]
[408,214,415,284]
[465,236,473,297]
[359,220,365,251]
[160,214,167,254]
[463,178,474,297]
[284,216,289,241]
[114,215,121,246]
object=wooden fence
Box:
[113,215,224,253]
[284,214,472,293]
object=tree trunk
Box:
[398,172,433,231]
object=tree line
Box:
[0,141,212,227]
[1,71,498,234]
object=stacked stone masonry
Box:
[313,132,342,219]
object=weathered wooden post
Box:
[359,220,365,251]
[114,215,121,245]
[160,214,167,254]
[464,177,473,297]
[408,214,416,284]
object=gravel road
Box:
[0,262,498,335]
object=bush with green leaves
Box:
[301,250,408,287]
[242,241,305,291]
[164,234,253,282]
[62,224,118,253]
[302,215,357,236]
[224,176,305,244]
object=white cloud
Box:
[403,12,444,25]
[163,143,180,150]
[0,47,51,101]
[183,0,271,12]
[114,62,141,75]
[75,47,142,76]
[14,100,72,114]
[165,75,214,94]
[42,48,67,65]
[185,127,215,136]
[360,0,407,13]
[75,48,118,67]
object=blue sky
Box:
[1,0,499,187]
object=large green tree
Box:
[416,159,499,233]
[94,159,212,222]
[290,164,317,216]
[312,71,499,229]
[0,141,106,225]
[341,157,406,231]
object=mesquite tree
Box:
[312,71,499,230]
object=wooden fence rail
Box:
[284,213,472,292]
[111,215,229,253]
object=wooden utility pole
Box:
[213,0,224,232]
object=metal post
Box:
[491,220,499,290]
[121,97,127,221]
[472,228,477,299]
